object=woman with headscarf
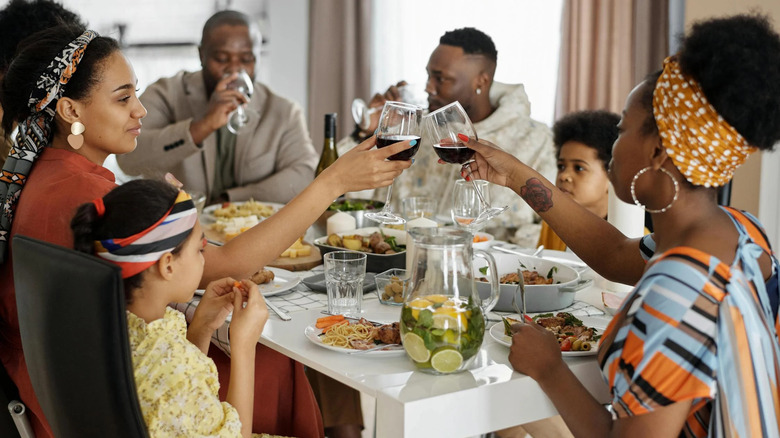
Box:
[461,14,780,437]
[0,24,412,438]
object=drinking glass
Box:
[351,84,426,130]
[402,196,437,220]
[324,251,367,316]
[424,101,507,226]
[451,179,490,231]
[364,101,423,225]
[226,69,254,134]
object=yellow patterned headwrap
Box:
[653,56,756,187]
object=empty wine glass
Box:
[364,101,423,225]
[451,179,490,231]
[226,69,254,134]
[424,101,507,226]
[351,84,426,130]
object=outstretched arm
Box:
[459,135,646,285]
[199,136,412,285]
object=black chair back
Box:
[12,235,148,438]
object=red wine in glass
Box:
[377,135,420,160]
[432,143,475,164]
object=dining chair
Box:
[12,235,149,438]
[0,362,30,438]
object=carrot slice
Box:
[315,314,346,328]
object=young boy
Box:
[537,110,620,251]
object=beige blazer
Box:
[117,70,318,203]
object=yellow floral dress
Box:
[127,308,268,437]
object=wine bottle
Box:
[315,113,338,176]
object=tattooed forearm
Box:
[519,178,553,213]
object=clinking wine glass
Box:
[424,101,507,226]
[226,69,254,134]
[364,101,423,225]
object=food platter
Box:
[489,316,607,357]
[313,227,406,273]
[303,323,405,356]
[201,200,285,224]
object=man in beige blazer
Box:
[117,10,317,204]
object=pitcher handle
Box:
[474,249,500,314]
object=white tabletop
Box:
[257,250,614,438]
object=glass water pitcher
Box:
[400,227,499,374]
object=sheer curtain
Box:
[555,0,669,116]
[307,0,371,152]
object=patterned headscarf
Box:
[94,191,198,278]
[653,56,757,188]
[0,30,97,263]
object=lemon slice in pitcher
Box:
[403,333,431,363]
[431,348,463,373]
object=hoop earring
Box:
[68,121,85,150]
[630,166,679,213]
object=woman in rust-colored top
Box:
[0,24,412,437]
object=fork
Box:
[511,268,526,324]
[346,343,402,354]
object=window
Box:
[370,0,563,126]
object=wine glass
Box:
[226,69,254,134]
[424,101,507,226]
[364,101,423,225]
[451,179,490,231]
[351,84,426,130]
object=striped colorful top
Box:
[598,208,780,437]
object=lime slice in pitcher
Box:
[403,333,431,363]
[431,348,463,373]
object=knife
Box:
[265,299,291,321]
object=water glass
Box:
[324,251,367,316]
[452,179,490,230]
[402,197,438,220]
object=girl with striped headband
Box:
[72,178,269,437]
[461,14,780,438]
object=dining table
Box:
[246,242,614,438]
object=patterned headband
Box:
[94,191,198,279]
[653,56,756,187]
[0,30,98,263]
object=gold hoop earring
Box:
[68,121,85,150]
[631,166,679,213]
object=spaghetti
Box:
[320,322,375,349]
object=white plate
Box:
[489,316,607,357]
[200,201,285,223]
[304,323,406,356]
[195,267,300,298]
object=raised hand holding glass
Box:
[424,101,507,226]
[364,101,422,225]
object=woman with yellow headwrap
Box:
[460,14,780,438]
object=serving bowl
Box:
[472,232,494,250]
[374,268,408,305]
[313,227,405,273]
[473,252,591,312]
